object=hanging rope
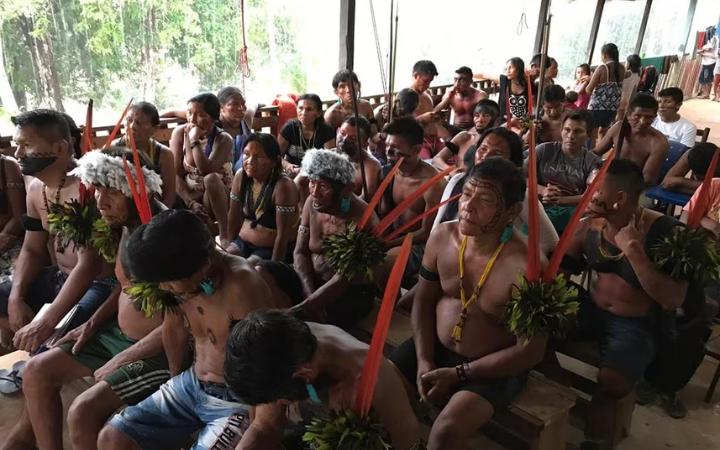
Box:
[238,0,250,92]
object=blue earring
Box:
[500,224,514,243]
[340,197,351,214]
[306,383,322,404]
[199,278,215,295]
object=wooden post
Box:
[339,0,356,71]
[634,0,653,55]
[682,0,698,56]
[586,0,606,64]
[533,0,552,55]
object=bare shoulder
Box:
[171,124,187,137]
[432,220,458,247]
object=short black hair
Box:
[343,115,372,138]
[385,117,424,147]
[396,88,419,116]
[122,209,213,283]
[577,63,591,75]
[530,53,551,69]
[13,109,71,143]
[544,84,566,103]
[217,86,245,106]
[478,127,524,168]
[473,99,500,121]
[606,159,644,202]
[565,91,579,103]
[563,110,594,132]
[412,60,438,77]
[224,310,318,405]
[455,66,473,78]
[658,87,683,104]
[188,93,221,121]
[131,101,160,126]
[629,93,658,112]
[244,132,281,160]
[626,54,642,74]
[466,157,526,206]
[254,261,304,306]
[332,70,360,89]
[688,143,719,176]
[61,112,82,158]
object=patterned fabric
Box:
[509,92,529,118]
[588,82,621,111]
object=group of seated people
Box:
[0,45,716,450]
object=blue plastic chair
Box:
[646,140,691,215]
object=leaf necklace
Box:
[43,172,68,252]
[453,235,505,343]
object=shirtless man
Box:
[98,210,283,450]
[169,93,234,247]
[563,159,687,450]
[525,84,567,145]
[324,70,377,136]
[408,60,449,159]
[6,148,168,450]
[593,93,668,186]
[381,117,445,288]
[390,158,547,450]
[293,149,379,329]
[662,143,719,195]
[224,310,423,450]
[0,110,115,354]
[432,66,488,131]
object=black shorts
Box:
[324,284,376,330]
[389,337,527,410]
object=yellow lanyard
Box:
[452,236,505,343]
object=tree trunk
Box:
[17,14,64,111]
[0,31,19,111]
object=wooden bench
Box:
[356,304,576,450]
[547,340,636,449]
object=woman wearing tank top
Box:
[586,43,625,140]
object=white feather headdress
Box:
[301,149,355,186]
[70,151,163,198]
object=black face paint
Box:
[18,156,57,175]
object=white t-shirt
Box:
[701,36,718,66]
[652,116,697,148]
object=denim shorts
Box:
[108,368,249,450]
[0,266,116,331]
[575,300,656,384]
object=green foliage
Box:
[124,281,177,318]
[303,409,391,450]
[322,223,386,281]
[507,275,580,345]
[89,218,120,263]
[650,226,720,284]
[47,196,100,250]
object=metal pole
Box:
[681,0,698,55]
[339,0,356,71]
[533,0,552,55]
[634,0,653,55]
[587,0,606,64]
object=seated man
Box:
[1,110,115,354]
[390,158,547,450]
[169,93,234,247]
[224,310,423,450]
[407,60,450,159]
[372,88,420,164]
[324,70,377,136]
[432,66,488,131]
[662,142,720,195]
[525,84,567,145]
[98,210,284,450]
[432,99,500,172]
[680,143,720,237]
[381,117,446,288]
[593,93,668,186]
[7,148,169,450]
[293,149,379,329]
[564,159,687,449]
[536,110,601,234]
[652,87,697,148]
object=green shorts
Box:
[58,321,170,405]
[544,205,576,235]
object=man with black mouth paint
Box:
[0,109,116,354]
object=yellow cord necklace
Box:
[452,236,505,343]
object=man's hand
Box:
[288,300,325,323]
[661,177,681,189]
[615,214,644,253]
[8,298,34,332]
[421,367,459,405]
[54,320,97,355]
[94,355,127,381]
[416,360,436,403]
[13,317,55,352]
[541,184,562,204]
[416,111,438,125]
